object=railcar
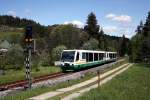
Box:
[60,50,117,72]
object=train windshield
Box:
[61,51,75,62]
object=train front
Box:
[60,50,76,71]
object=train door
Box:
[104,52,107,60]
[105,52,110,60]
[75,51,79,62]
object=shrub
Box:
[5,44,24,70]
[81,38,99,50]
[51,45,67,62]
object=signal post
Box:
[24,26,33,89]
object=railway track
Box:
[0,59,125,92]
[0,72,68,91]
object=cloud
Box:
[113,15,132,23]
[106,13,132,23]
[103,26,134,38]
[64,20,84,28]
[105,13,116,19]
[25,9,31,15]
[7,10,16,17]
[103,26,118,33]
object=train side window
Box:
[76,52,79,61]
[89,53,93,62]
[101,53,103,60]
[86,53,89,62]
[99,53,101,60]
[109,53,112,58]
[102,53,104,60]
[82,53,86,59]
[94,53,98,61]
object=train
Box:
[59,50,117,72]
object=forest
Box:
[130,11,150,63]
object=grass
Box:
[75,64,150,100]
[1,60,127,100]
[49,60,128,100]
[0,31,22,39]
[0,66,61,85]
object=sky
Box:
[0,0,150,38]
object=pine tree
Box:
[84,12,99,39]
[136,21,143,34]
[130,11,150,63]
[143,11,150,36]
[119,35,127,57]
[98,28,105,49]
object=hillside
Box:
[0,15,129,68]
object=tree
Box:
[140,38,150,63]
[79,31,89,47]
[6,44,24,70]
[130,11,150,63]
[51,45,67,62]
[136,21,143,35]
[32,52,41,71]
[81,38,99,50]
[119,35,127,57]
[40,51,51,66]
[84,12,99,39]
[143,11,150,36]
[49,25,80,49]
[98,28,105,50]
[0,50,7,74]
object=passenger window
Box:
[86,53,89,62]
[89,53,93,62]
[82,53,86,59]
[109,54,112,58]
[94,53,98,61]
[99,53,101,60]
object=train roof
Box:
[63,50,117,53]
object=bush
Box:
[51,45,67,62]
[81,38,99,50]
[32,53,41,71]
[5,44,24,70]
[40,51,51,66]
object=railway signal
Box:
[25,26,33,44]
[24,26,33,89]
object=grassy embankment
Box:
[2,60,127,100]
[75,64,150,100]
[0,66,61,85]
[0,31,21,39]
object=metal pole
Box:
[25,45,32,89]
[33,39,36,53]
[29,48,32,89]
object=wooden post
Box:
[97,70,100,87]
